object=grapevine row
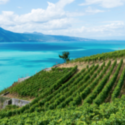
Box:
[57,63,105,108]
[84,60,116,104]
[33,65,92,105]
[0,66,78,118]
[29,65,97,111]
[46,65,99,109]
[75,60,111,104]
[1,65,94,117]
[93,59,123,105]
[9,67,72,97]
[111,66,125,100]
[26,65,94,112]
[2,94,125,124]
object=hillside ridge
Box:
[0,27,93,42]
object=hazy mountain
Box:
[0,27,93,42]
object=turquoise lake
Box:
[0,41,125,91]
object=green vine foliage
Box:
[1,49,125,124]
[3,67,73,97]
[0,96,125,124]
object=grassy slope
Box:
[0,67,74,99]
[1,49,125,124]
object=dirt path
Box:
[58,60,105,71]
[57,58,125,70]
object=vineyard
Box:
[1,50,125,124]
[0,67,75,98]
[1,96,125,125]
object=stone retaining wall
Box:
[0,96,10,109]
[3,98,30,109]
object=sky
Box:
[0,0,125,40]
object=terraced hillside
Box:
[1,49,125,124]
[0,67,76,99]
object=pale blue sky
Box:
[0,0,125,40]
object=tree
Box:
[59,51,70,62]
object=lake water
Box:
[0,41,125,91]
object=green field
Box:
[1,49,125,124]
